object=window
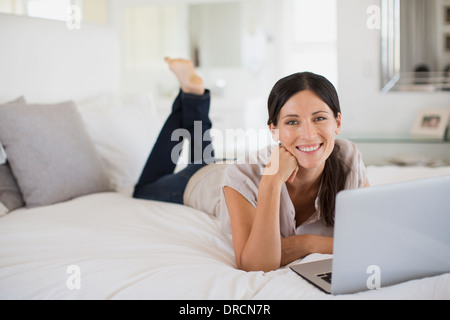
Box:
[0,0,85,23]
[284,0,338,88]
[26,0,73,21]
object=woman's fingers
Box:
[265,145,298,183]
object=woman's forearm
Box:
[281,235,333,267]
[240,176,283,272]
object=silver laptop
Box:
[290,174,450,295]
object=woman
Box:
[134,58,369,272]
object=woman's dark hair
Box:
[267,72,349,226]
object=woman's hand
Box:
[264,145,299,184]
[281,235,333,266]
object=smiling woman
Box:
[132,58,369,273]
[272,91,341,169]
[267,73,343,182]
[222,71,368,272]
[266,73,346,230]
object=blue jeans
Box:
[133,90,215,204]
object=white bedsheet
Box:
[1,166,450,300]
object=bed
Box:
[1,13,449,300]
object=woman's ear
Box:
[335,113,342,135]
[269,124,280,144]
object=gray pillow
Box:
[0,165,25,215]
[0,97,26,215]
[0,101,112,208]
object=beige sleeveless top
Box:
[184,139,367,238]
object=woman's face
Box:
[270,90,341,171]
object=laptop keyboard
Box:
[317,272,332,284]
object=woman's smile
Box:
[296,143,323,153]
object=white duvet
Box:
[1,166,450,300]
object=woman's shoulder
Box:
[224,145,272,170]
[221,145,273,186]
[335,138,358,151]
[335,138,367,188]
[335,139,361,164]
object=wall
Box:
[337,0,450,137]
[83,0,108,24]
[189,2,242,68]
[109,0,450,139]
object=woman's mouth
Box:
[296,143,323,153]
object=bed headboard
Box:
[0,13,120,103]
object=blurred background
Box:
[1,0,449,164]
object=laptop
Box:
[290,174,450,295]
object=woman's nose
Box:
[299,121,317,140]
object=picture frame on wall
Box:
[411,108,450,140]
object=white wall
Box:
[337,0,450,137]
[110,0,450,138]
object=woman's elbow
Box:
[238,264,280,273]
[237,256,281,273]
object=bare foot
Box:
[165,57,205,95]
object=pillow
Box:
[0,101,112,208]
[0,143,6,165]
[0,165,25,216]
[76,93,163,191]
[0,97,26,215]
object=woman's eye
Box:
[314,117,326,122]
[286,120,298,125]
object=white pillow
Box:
[77,93,163,191]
